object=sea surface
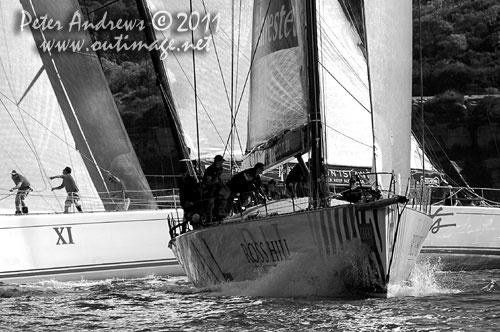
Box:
[1,262,499,332]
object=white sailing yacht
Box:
[411,129,500,270]
[147,0,433,296]
[0,0,184,283]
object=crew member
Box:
[50,166,83,213]
[10,170,31,215]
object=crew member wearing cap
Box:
[202,154,226,223]
[9,170,32,215]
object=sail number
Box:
[54,227,75,245]
[152,11,220,34]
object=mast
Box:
[135,0,192,170]
[305,0,323,205]
[418,0,426,191]
[361,3,378,180]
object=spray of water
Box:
[388,258,460,297]
[217,243,373,298]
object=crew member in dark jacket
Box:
[10,170,31,215]
[202,154,226,223]
[178,161,202,229]
[285,162,309,198]
[226,162,265,207]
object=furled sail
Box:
[0,0,154,212]
[364,0,413,194]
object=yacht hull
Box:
[420,205,500,270]
[0,210,184,283]
[172,200,431,296]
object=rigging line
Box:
[223,0,275,159]
[412,123,447,173]
[0,4,16,101]
[486,109,500,162]
[418,0,426,204]
[222,118,245,160]
[226,0,245,161]
[27,0,111,197]
[205,4,251,66]
[0,89,108,173]
[317,0,328,164]
[189,0,201,173]
[17,66,44,106]
[323,122,372,149]
[316,13,367,89]
[316,4,367,80]
[10,96,51,193]
[360,2,377,179]
[233,0,273,125]
[199,0,233,112]
[230,0,235,170]
[343,0,364,47]
[168,52,226,146]
[234,0,243,120]
[0,90,50,190]
[0,101,56,210]
[197,0,249,158]
[87,0,120,14]
[155,36,227,148]
[318,61,370,113]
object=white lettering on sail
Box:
[252,0,298,59]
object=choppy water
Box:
[1,262,499,332]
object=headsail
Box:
[0,0,154,212]
[247,0,308,151]
[318,0,372,168]
[364,0,413,194]
[243,0,374,173]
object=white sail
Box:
[0,1,102,212]
[410,135,436,171]
[317,0,372,168]
[1,0,154,213]
[247,0,308,150]
[364,0,413,194]
[146,0,253,159]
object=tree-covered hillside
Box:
[414,0,500,95]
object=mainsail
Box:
[0,0,154,212]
